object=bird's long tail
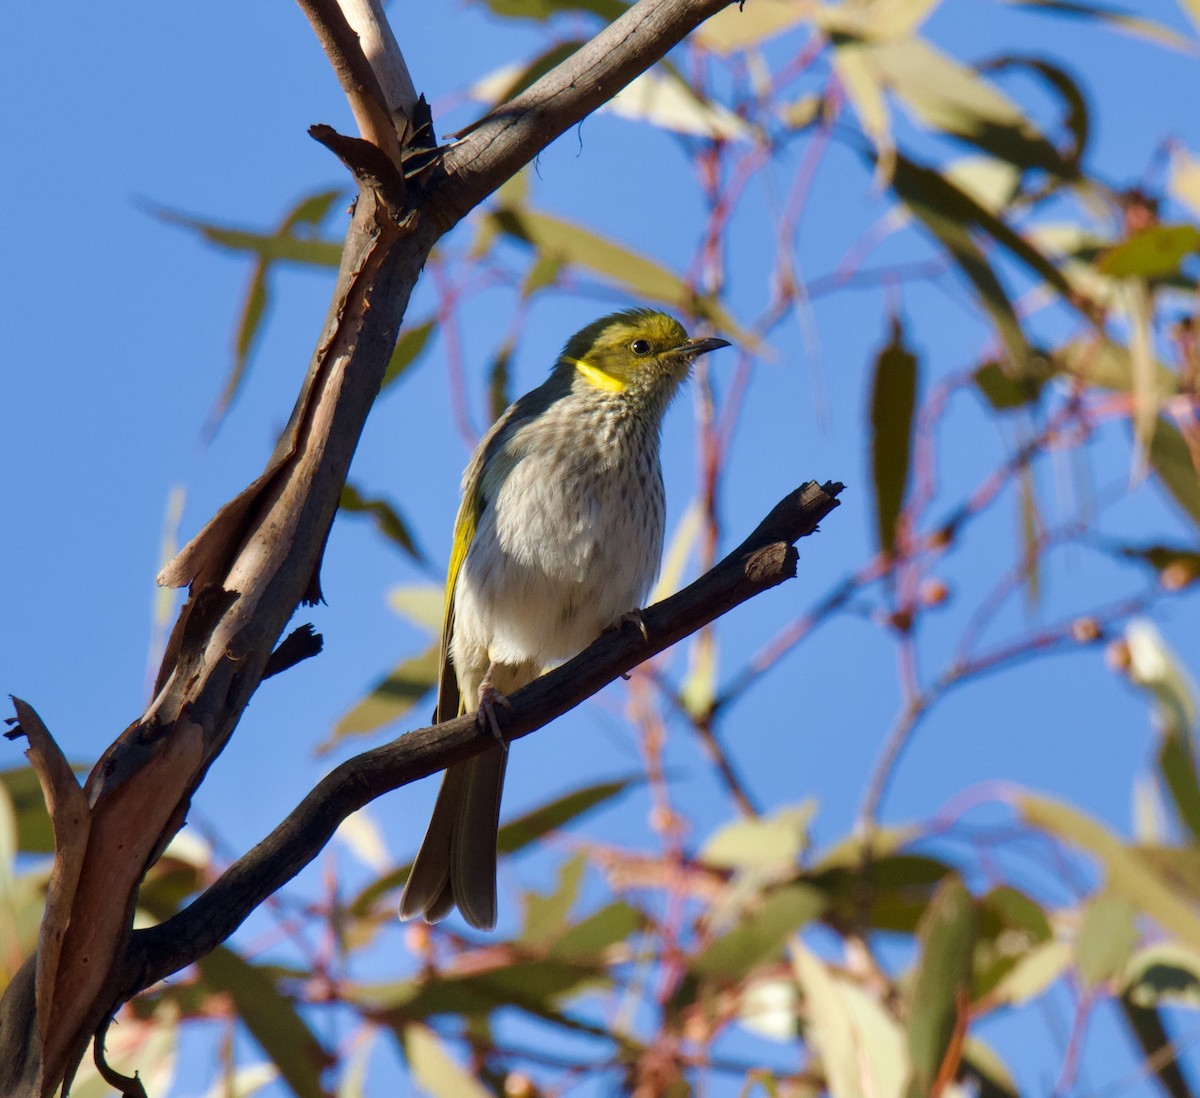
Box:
[400,745,508,931]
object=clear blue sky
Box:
[4,1,1200,1094]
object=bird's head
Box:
[557,309,730,404]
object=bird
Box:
[398,308,730,930]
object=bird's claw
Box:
[477,682,512,749]
[609,608,650,643]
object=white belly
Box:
[453,440,665,670]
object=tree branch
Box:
[0,1,754,1090]
[122,481,842,996]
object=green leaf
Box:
[890,153,1076,368]
[869,315,919,556]
[485,205,749,343]
[987,938,1071,1005]
[808,852,955,934]
[402,1022,491,1098]
[973,885,1052,997]
[1149,417,1200,530]
[700,802,815,873]
[1117,995,1194,1098]
[339,483,430,567]
[961,1037,1020,1098]
[1052,336,1179,396]
[1018,463,1042,609]
[1101,224,1200,278]
[1077,892,1139,989]
[481,0,627,20]
[1018,792,1200,949]
[357,957,608,1018]
[151,198,344,266]
[196,948,331,1098]
[348,777,639,915]
[522,852,586,944]
[382,318,436,391]
[792,941,909,1098]
[0,765,62,853]
[496,774,641,855]
[388,584,446,632]
[867,39,1068,175]
[1121,620,1200,840]
[905,877,976,1098]
[321,642,440,753]
[605,69,749,140]
[1003,0,1196,51]
[691,884,826,979]
[980,54,1090,171]
[551,900,644,960]
[1124,942,1200,1008]
[973,357,1047,410]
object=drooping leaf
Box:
[1018,792,1200,949]
[605,68,749,140]
[497,775,641,854]
[961,1037,1021,1098]
[1076,892,1139,989]
[867,39,1069,175]
[809,852,956,934]
[382,318,437,391]
[1051,336,1178,397]
[349,776,640,915]
[890,162,1027,369]
[905,877,976,1098]
[869,316,919,556]
[1117,995,1194,1098]
[480,0,627,21]
[485,205,748,342]
[551,900,644,960]
[980,54,1090,171]
[196,948,332,1098]
[1018,463,1042,609]
[321,642,440,753]
[402,1022,492,1098]
[0,765,64,853]
[792,941,908,1098]
[1122,620,1200,841]
[973,357,1047,409]
[691,884,825,979]
[700,802,815,873]
[1149,417,1200,529]
[339,482,430,567]
[1002,0,1196,52]
[522,852,586,944]
[973,885,1052,997]
[151,204,345,267]
[986,938,1072,1006]
[1124,942,1200,1009]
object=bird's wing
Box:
[435,391,547,723]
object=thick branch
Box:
[0,1,756,1090]
[123,481,842,995]
[429,0,734,228]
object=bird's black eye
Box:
[630,339,652,356]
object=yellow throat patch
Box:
[564,355,627,393]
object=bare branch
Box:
[121,481,842,996]
[296,0,404,165]
[338,0,418,120]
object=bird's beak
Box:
[679,336,732,357]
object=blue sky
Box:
[5,1,1200,1094]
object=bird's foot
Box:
[476,681,512,748]
[607,608,650,643]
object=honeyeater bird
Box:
[399,308,729,930]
